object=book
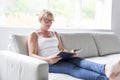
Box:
[57,51,73,59]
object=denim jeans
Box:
[49,57,108,80]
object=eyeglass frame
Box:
[42,18,54,24]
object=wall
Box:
[111,0,120,37]
[0,27,36,50]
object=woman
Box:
[28,9,120,80]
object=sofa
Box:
[0,31,120,80]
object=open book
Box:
[57,49,83,59]
[57,51,73,59]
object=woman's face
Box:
[40,15,54,31]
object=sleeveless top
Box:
[35,31,60,57]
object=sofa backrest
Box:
[59,33,98,58]
[9,33,99,58]
[93,32,120,56]
[8,32,120,58]
[8,34,28,55]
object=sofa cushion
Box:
[49,73,83,80]
[59,33,98,58]
[8,34,28,55]
[93,32,120,56]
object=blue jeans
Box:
[49,57,108,80]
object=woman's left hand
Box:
[69,49,78,57]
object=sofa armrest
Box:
[0,51,48,80]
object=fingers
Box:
[71,53,76,55]
[72,53,78,57]
[71,50,74,53]
[54,55,62,59]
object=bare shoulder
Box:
[53,31,61,41]
[54,31,59,36]
[54,31,58,34]
[28,32,38,40]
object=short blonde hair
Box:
[37,9,54,21]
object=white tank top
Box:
[36,31,60,57]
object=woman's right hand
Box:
[45,55,62,64]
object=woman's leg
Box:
[112,72,120,80]
[49,61,108,80]
[67,57,106,75]
[105,60,120,79]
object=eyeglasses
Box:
[43,18,54,24]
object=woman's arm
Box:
[54,31,65,51]
[55,31,73,52]
[55,31,77,57]
[28,32,45,60]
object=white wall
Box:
[0,27,36,50]
[111,0,120,36]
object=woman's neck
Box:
[37,28,52,37]
[40,28,49,33]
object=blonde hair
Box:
[37,9,54,21]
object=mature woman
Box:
[28,9,120,80]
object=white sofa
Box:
[0,31,120,80]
